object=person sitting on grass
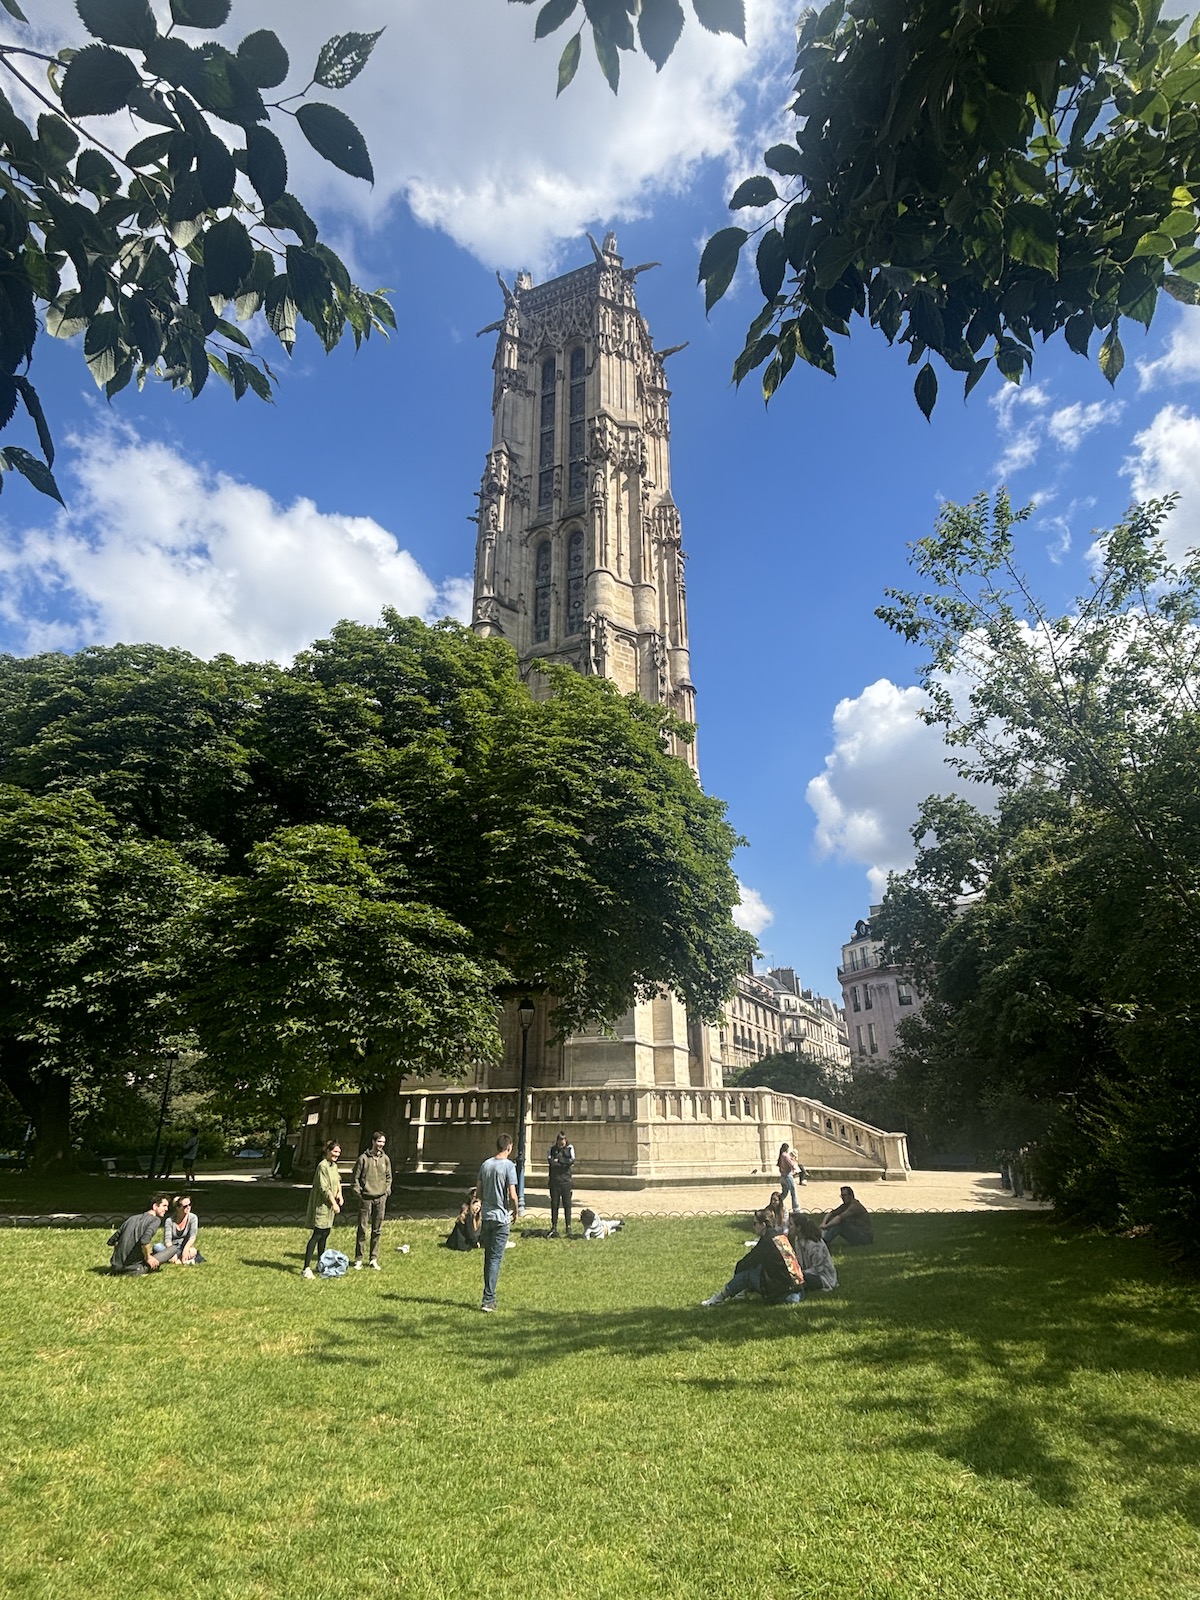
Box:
[821,1186,875,1248]
[444,1188,482,1251]
[302,1139,343,1279]
[765,1190,787,1234]
[109,1193,171,1276]
[701,1209,805,1307]
[153,1194,204,1265]
[579,1207,623,1240]
[789,1212,837,1292]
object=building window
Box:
[565,528,585,635]
[851,986,861,1012]
[868,1023,878,1054]
[533,539,551,643]
[538,357,556,510]
[864,986,873,1011]
[567,346,586,502]
[898,980,914,1007]
[855,1025,865,1055]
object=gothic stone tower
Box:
[470,234,722,1118]
[471,231,697,770]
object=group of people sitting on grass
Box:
[108,1192,204,1274]
[700,1184,874,1308]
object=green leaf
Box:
[204,215,254,300]
[313,30,385,90]
[1163,273,1200,305]
[265,276,297,351]
[594,26,620,92]
[1132,231,1175,257]
[963,357,990,400]
[124,132,173,167]
[763,142,804,176]
[1064,312,1092,355]
[75,148,120,198]
[0,0,28,20]
[756,228,787,300]
[1006,201,1058,275]
[0,446,64,505]
[295,103,374,184]
[37,113,79,169]
[264,193,318,248]
[730,175,778,209]
[692,0,745,40]
[170,0,231,26]
[638,0,685,68]
[0,374,17,430]
[284,245,333,331]
[557,31,582,94]
[914,362,937,419]
[246,124,288,206]
[697,226,746,312]
[75,0,156,50]
[197,133,236,208]
[1098,325,1124,384]
[732,332,777,385]
[782,204,811,271]
[536,0,578,38]
[83,310,123,387]
[236,30,289,90]
[60,43,140,118]
[14,377,54,466]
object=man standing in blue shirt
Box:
[477,1133,518,1313]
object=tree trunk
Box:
[356,1076,404,1159]
[0,1044,75,1171]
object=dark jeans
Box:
[822,1221,873,1247]
[480,1217,510,1308]
[304,1227,330,1269]
[549,1179,573,1232]
[110,1260,153,1276]
[722,1262,803,1304]
[356,1194,387,1262]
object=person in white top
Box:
[579,1207,623,1240]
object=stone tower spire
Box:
[471,233,697,769]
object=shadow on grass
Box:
[322,1213,1200,1518]
[240,1258,300,1275]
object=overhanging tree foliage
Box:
[873,494,1200,1258]
[0,0,392,501]
[0,617,753,1164]
[523,0,1200,414]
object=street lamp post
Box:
[515,996,535,1215]
[148,1049,179,1180]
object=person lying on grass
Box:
[579,1208,623,1240]
[108,1193,171,1276]
[701,1209,805,1307]
[444,1188,482,1250]
[788,1211,837,1292]
[821,1186,874,1247]
[153,1194,204,1265]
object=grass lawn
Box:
[1,1211,1198,1600]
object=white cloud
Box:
[21,1,793,277]
[1121,404,1200,562]
[0,422,468,661]
[1047,400,1123,452]
[806,678,990,893]
[1137,306,1200,391]
[989,383,1049,479]
[734,882,774,937]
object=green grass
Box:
[1,1213,1198,1600]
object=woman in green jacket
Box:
[302,1140,343,1278]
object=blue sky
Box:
[3,0,1200,998]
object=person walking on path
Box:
[822,1186,874,1247]
[777,1143,804,1212]
[109,1193,171,1275]
[352,1130,392,1271]
[302,1140,343,1278]
[547,1130,575,1238]
[477,1133,518,1312]
[180,1128,200,1185]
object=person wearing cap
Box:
[546,1130,575,1238]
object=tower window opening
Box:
[538,357,556,510]
[566,528,585,636]
[533,539,552,644]
[567,347,586,502]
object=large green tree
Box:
[873,495,1200,1258]
[0,617,753,1161]
[0,0,392,501]
[522,0,1200,413]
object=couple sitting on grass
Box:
[701,1192,869,1308]
[109,1193,203,1275]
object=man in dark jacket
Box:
[352,1131,393,1270]
[547,1130,575,1238]
[701,1210,805,1306]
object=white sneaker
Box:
[302,1267,315,1279]
[369,1260,381,1270]
[353,1259,363,1271]
[701,1292,726,1307]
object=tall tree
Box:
[522,0,1200,412]
[0,2,392,500]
